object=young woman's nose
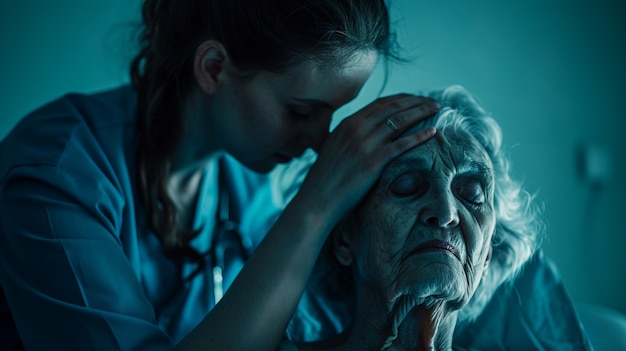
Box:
[301,114,331,152]
[418,189,460,228]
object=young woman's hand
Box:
[295,94,439,227]
[186,94,439,351]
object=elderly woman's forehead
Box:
[390,128,488,167]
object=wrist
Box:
[287,192,337,236]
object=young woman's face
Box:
[207,51,377,173]
[343,129,496,307]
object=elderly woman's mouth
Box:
[411,240,461,262]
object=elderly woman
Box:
[280,85,592,350]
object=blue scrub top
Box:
[0,86,282,350]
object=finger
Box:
[328,95,438,158]
[374,93,436,106]
[349,94,435,126]
[381,100,440,140]
[340,95,437,142]
[386,127,437,159]
[369,95,438,121]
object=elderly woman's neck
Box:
[343,294,458,351]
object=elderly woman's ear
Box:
[332,224,354,266]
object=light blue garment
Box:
[284,251,594,350]
[0,86,282,350]
[453,251,594,350]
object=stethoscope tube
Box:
[210,160,251,303]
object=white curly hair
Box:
[279,84,546,340]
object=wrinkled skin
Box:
[335,129,497,350]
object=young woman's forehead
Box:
[268,51,377,106]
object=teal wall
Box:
[0,0,139,133]
[1,1,624,314]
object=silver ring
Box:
[386,118,398,131]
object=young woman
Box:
[0,1,439,350]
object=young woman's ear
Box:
[333,224,354,267]
[193,40,231,95]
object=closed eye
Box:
[454,176,486,207]
[390,173,428,197]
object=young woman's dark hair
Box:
[129,0,401,267]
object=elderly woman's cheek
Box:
[356,201,409,293]
[475,207,496,268]
[465,207,495,261]
[464,220,495,296]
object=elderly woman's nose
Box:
[419,190,460,228]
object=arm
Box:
[177,94,439,351]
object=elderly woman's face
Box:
[343,129,496,306]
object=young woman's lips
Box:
[412,240,461,262]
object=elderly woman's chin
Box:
[397,252,470,306]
